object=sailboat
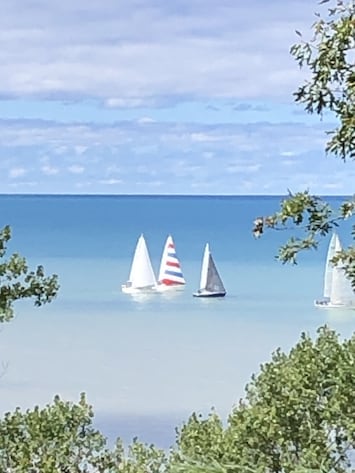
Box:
[314,233,355,308]
[156,235,186,291]
[122,234,157,293]
[193,243,226,298]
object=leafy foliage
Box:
[252,191,355,289]
[1,328,354,472]
[170,326,355,473]
[253,0,355,291]
[291,0,355,161]
[0,225,59,322]
[0,393,104,472]
[0,393,168,472]
[172,411,225,467]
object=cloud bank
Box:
[0,118,353,194]
[1,0,317,103]
[1,0,352,194]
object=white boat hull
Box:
[121,284,157,294]
[156,283,185,293]
[314,299,355,309]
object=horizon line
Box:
[0,193,352,198]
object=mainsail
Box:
[195,243,226,297]
[158,235,185,286]
[205,251,226,294]
[323,233,337,299]
[123,234,157,291]
[315,233,355,308]
[329,235,354,306]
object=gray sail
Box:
[205,254,226,294]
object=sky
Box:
[0,0,354,195]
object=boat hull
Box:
[193,290,226,298]
[156,283,185,292]
[121,284,157,294]
[314,299,355,309]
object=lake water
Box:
[0,194,354,448]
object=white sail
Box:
[122,234,157,293]
[315,233,355,308]
[199,243,210,290]
[329,235,354,306]
[331,265,348,305]
[194,243,226,297]
[323,233,337,299]
[157,235,185,287]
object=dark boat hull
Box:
[193,291,226,298]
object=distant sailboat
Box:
[122,234,157,293]
[157,235,185,291]
[193,243,226,298]
[314,233,355,308]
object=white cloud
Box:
[0,0,317,103]
[99,179,122,185]
[106,165,121,173]
[137,117,155,124]
[0,118,352,195]
[53,146,68,155]
[41,165,59,175]
[105,98,151,108]
[281,159,297,167]
[68,165,85,174]
[8,180,36,187]
[322,182,343,190]
[226,163,261,174]
[1,1,346,196]
[9,167,27,178]
[74,146,88,155]
[135,180,162,188]
[280,151,297,157]
[74,181,92,189]
[190,132,222,143]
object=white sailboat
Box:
[193,243,226,298]
[314,233,355,308]
[156,235,185,291]
[122,234,157,293]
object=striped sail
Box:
[158,235,185,286]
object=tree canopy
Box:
[171,326,355,473]
[0,393,168,472]
[253,0,355,290]
[0,225,59,322]
[0,326,354,472]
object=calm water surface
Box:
[0,194,354,447]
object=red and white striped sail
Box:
[158,235,185,286]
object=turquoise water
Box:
[0,194,354,447]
